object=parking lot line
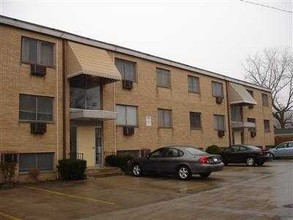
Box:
[25,186,115,205]
[0,211,22,220]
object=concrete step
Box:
[87,167,124,178]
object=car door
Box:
[275,143,287,157]
[236,146,249,163]
[283,142,293,158]
[161,148,181,174]
[224,146,239,163]
[143,148,167,174]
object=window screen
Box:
[188,76,199,93]
[116,105,137,126]
[212,81,224,97]
[157,68,171,88]
[158,109,172,127]
[19,153,54,172]
[19,94,53,122]
[22,37,54,66]
[115,59,136,82]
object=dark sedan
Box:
[127,146,224,180]
[220,145,272,166]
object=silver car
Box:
[269,141,293,159]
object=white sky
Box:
[0,0,292,80]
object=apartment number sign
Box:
[146,115,152,127]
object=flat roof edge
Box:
[0,15,271,92]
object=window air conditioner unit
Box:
[31,64,46,77]
[250,131,257,138]
[122,80,133,90]
[123,126,135,136]
[215,97,223,104]
[31,122,47,134]
[218,130,225,138]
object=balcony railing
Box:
[68,152,84,160]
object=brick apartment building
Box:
[0,16,274,181]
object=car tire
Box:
[269,153,275,160]
[177,165,191,180]
[224,161,228,166]
[246,157,255,166]
[200,172,211,178]
[132,163,143,177]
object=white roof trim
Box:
[0,15,271,92]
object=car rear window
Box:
[185,147,206,155]
[246,145,261,151]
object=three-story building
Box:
[0,16,274,181]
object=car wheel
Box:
[132,163,143,177]
[224,161,228,166]
[269,153,275,159]
[177,166,191,180]
[246,157,255,166]
[257,161,265,166]
[200,172,211,178]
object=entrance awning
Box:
[228,83,257,105]
[70,109,117,121]
[66,41,122,81]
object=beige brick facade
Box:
[0,17,274,181]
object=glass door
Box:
[95,122,103,166]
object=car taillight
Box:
[199,156,209,164]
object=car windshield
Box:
[184,147,206,155]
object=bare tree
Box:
[243,48,293,128]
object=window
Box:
[166,148,182,157]
[19,153,54,172]
[212,81,224,98]
[190,112,202,129]
[262,93,269,106]
[19,94,53,122]
[22,37,54,66]
[156,68,171,88]
[231,106,242,122]
[115,59,136,82]
[70,75,101,110]
[214,115,225,131]
[150,148,166,158]
[0,154,18,163]
[264,120,270,132]
[247,89,254,97]
[158,109,172,128]
[188,76,200,93]
[116,105,137,126]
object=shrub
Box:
[0,162,17,184]
[29,168,40,182]
[58,159,87,181]
[105,155,134,171]
[206,145,222,155]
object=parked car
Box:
[220,144,272,166]
[127,145,224,180]
[268,141,293,159]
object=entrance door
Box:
[233,131,242,144]
[95,122,103,166]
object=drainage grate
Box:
[283,204,293,208]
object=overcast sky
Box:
[1,0,292,80]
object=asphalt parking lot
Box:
[0,160,292,220]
